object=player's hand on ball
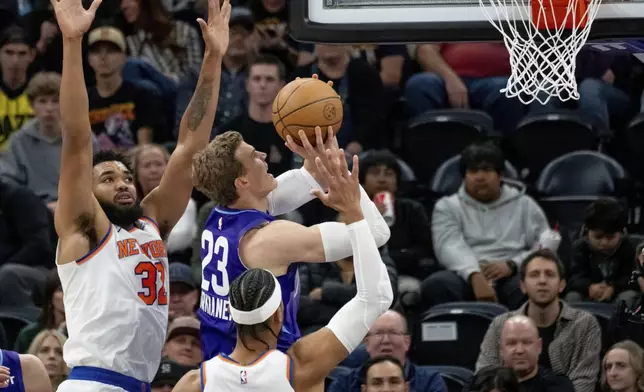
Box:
[197,0,231,57]
[298,74,334,88]
[311,148,360,214]
[286,126,339,187]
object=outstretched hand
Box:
[197,0,231,57]
[311,148,360,215]
[50,0,102,39]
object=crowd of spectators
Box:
[3,0,644,391]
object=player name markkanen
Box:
[200,292,232,321]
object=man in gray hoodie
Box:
[422,142,552,310]
[0,71,97,208]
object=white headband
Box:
[229,272,282,325]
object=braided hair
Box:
[229,269,281,351]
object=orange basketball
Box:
[272,78,343,146]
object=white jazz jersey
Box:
[56,217,169,383]
[202,350,294,392]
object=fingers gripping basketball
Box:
[272,78,343,146]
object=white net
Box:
[479,0,602,104]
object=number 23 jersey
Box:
[56,217,168,383]
[198,206,301,360]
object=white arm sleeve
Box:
[326,219,394,352]
[317,187,391,261]
[266,167,321,217]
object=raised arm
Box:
[51,0,110,250]
[141,0,230,236]
[287,152,394,390]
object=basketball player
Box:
[193,127,390,359]
[50,0,230,390]
[176,146,394,392]
[0,349,53,392]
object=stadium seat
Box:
[622,113,644,182]
[429,366,474,392]
[411,302,507,369]
[535,151,628,267]
[403,110,491,184]
[568,301,616,354]
[503,111,597,183]
[0,315,32,350]
[0,323,8,350]
[430,155,519,197]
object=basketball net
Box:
[479,0,602,104]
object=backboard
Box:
[289,0,644,43]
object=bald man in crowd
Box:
[499,315,574,392]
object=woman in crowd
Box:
[130,143,197,261]
[602,340,644,392]
[27,329,69,390]
[13,270,65,353]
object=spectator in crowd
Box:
[0,72,97,208]
[601,340,644,392]
[297,231,398,334]
[163,316,203,367]
[14,270,65,353]
[129,144,197,259]
[218,54,292,176]
[359,150,433,299]
[27,329,69,390]
[328,310,447,392]
[169,262,199,320]
[249,0,299,73]
[405,43,525,134]
[87,26,164,150]
[465,366,523,392]
[151,358,194,392]
[567,199,640,305]
[291,44,387,154]
[499,315,575,392]
[477,249,602,392]
[120,0,202,80]
[0,25,36,149]
[423,142,551,310]
[0,179,54,268]
[361,355,410,392]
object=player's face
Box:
[137,146,167,196]
[36,335,65,377]
[0,43,34,76]
[605,348,637,392]
[520,257,564,307]
[464,167,501,203]
[88,43,126,77]
[93,161,144,227]
[31,94,60,130]
[121,0,140,23]
[234,142,278,196]
[362,361,409,392]
[363,164,397,198]
[246,64,284,107]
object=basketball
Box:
[272,78,343,146]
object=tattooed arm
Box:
[140,0,231,236]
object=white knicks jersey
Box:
[202,350,294,392]
[56,217,169,383]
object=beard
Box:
[99,200,144,228]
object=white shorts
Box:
[56,379,126,392]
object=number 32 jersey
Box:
[198,206,301,360]
[56,217,169,383]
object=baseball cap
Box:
[167,316,200,342]
[88,27,126,52]
[169,263,196,290]
[151,359,194,388]
[229,7,254,31]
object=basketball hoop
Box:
[479,0,602,104]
